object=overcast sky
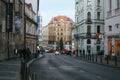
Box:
[26,0,75,26]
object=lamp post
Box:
[24,0,26,48]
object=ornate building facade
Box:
[75,0,104,55]
[25,3,37,54]
[48,16,74,50]
[42,25,49,48]
[0,0,39,60]
[0,0,25,60]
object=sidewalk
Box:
[79,55,120,68]
[0,58,21,80]
[0,54,44,80]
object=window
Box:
[109,26,112,31]
[97,12,100,20]
[68,29,70,31]
[115,24,119,28]
[87,26,91,37]
[87,12,91,20]
[19,2,22,17]
[87,26,91,33]
[117,0,120,9]
[97,26,100,33]
[109,0,112,11]
[97,0,100,7]
[87,39,91,44]
[87,0,92,6]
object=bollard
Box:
[96,54,97,62]
[32,72,37,80]
[92,54,94,61]
[100,55,102,63]
[106,55,109,64]
[114,56,117,66]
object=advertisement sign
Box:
[15,12,21,34]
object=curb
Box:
[26,55,45,67]
[79,58,120,69]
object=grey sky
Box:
[26,0,75,26]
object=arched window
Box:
[97,0,100,7]
[87,12,91,20]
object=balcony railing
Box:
[86,19,92,24]
[115,8,120,15]
[74,33,96,39]
[107,11,112,18]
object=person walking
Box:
[14,48,18,60]
[26,47,31,61]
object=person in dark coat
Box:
[26,47,31,61]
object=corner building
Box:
[48,16,74,50]
[75,0,104,55]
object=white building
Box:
[104,0,120,56]
[42,26,49,49]
[75,0,104,55]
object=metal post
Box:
[24,0,26,48]
[7,0,10,59]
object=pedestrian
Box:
[19,48,23,60]
[35,48,40,58]
[14,48,18,60]
[22,47,27,62]
[26,47,31,61]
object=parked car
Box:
[62,49,68,54]
[45,49,49,53]
[55,51,60,55]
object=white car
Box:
[55,51,59,55]
[45,49,49,53]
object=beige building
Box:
[25,3,37,54]
[42,26,49,48]
[48,16,74,50]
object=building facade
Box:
[48,16,74,50]
[0,0,25,60]
[25,3,37,54]
[75,0,104,55]
[42,26,49,48]
[104,0,120,56]
[0,0,39,60]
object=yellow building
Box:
[47,16,74,50]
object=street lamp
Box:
[24,0,26,48]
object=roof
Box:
[49,15,74,24]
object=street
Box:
[30,53,120,80]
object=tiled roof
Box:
[49,15,74,24]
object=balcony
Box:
[74,33,96,39]
[86,19,92,24]
[80,33,96,39]
[115,8,120,15]
[74,34,79,38]
[107,11,112,18]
